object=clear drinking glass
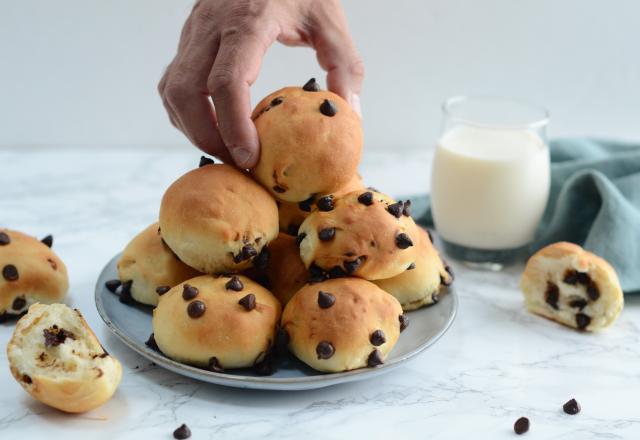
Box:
[431,96,550,270]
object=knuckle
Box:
[208,68,236,94]
[164,81,191,108]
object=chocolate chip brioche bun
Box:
[251,79,363,202]
[159,164,278,274]
[520,242,623,331]
[297,190,420,280]
[152,275,281,370]
[116,223,201,306]
[7,304,122,413]
[278,173,365,236]
[0,229,68,322]
[262,233,309,306]
[281,278,405,373]
[374,228,453,311]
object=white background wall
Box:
[1,0,639,150]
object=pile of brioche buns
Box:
[109,79,454,374]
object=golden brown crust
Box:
[0,229,68,319]
[159,164,279,274]
[278,174,364,235]
[152,275,282,369]
[262,234,309,306]
[298,191,420,280]
[374,228,450,311]
[6,304,122,413]
[282,278,402,372]
[520,242,624,331]
[251,86,363,202]
[117,223,201,306]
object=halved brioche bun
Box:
[7,303,122,413]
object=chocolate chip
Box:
[370,330,386,346]
[395,233,413,249]
[316,195,334,211]
[0,232,10,245]
[344,257,364,274]
[173,423,192,439]
[441,261,454,286]
[586,282,600,301]
[563,398,581,415]
[145,333,160,352]
[22,374,32,384]
[238,293,256,311]
[199,156,215,167]
[207,356,224,373]
[357,191,374,206]
[302,77,320,92]
[545,281,560,310]
[319,99,337,116]
[318,227,336,241]
[399,314,409,332]
[317,291,336,308]
[407,262,416,270]
[367,349,384,367]
[273,185,287,194]
[40,235,53,248]
[12,296,26,311]
[2,264,19,282]
[563,269,579,285]
[298,195,315,212]
[155,285,171,295]
[119,280,133,304]
[576,313,590,330]
[431,292,440,304]
[576,272,591,285]
[187,300,206,318]
[569,298,587,310]
[43,326,75,347]
[316,341,335,359]
[253,355,275,376]
[240,244,258,261]
[286,224,299,236]
[270,96,283,107]
[328,265,347,278]
[47,258,57,270]
[513,417,529,435]
[253,247,270,270]
[105,279,121,293]
[387,202,403,218]
[402,200,412,217]
[182,283,199,300]
[309,263,326,283]
[296,232,307,247]
[225,276,244,292]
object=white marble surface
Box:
[0,147,639,439]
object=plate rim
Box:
[95,253,458,388]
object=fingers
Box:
[309,2,364,116]
[208,29,273,168]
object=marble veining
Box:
[0,147,638,439]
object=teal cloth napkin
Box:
[411,138,640,294]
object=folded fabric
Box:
[411,138,640,294]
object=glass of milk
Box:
[431,96,550,270]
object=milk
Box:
[431,125,550,250]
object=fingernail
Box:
[351,93,361,118]
[231,147,253,167]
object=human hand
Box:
[158,0,364,168]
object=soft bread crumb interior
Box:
[10,304,110,382]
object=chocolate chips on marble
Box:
[563,398,581,415]
[302,78,321,92]
[319,99,337,117]
[513,417,530,435]
[238,293,256,311]
[187,300,206,318]
[41,234,53,248]
[317,290,336,309]
[316,341,335,359]
[173,423,192,440]
[225,276,244,292]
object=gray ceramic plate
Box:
[95,254,457,391]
